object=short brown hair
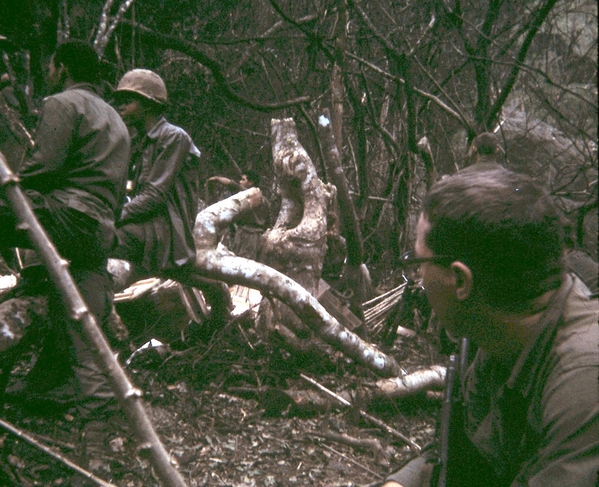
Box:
[423,170,564,311]
[54,39,100,84]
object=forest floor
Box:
[0,279,443,487]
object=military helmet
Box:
[116,69,167,104]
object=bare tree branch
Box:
[121,20,311,112]
[487,0,561,127]
[94,0,135,58]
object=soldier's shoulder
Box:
[150,118,199,156]
[150,118,190,139]
[44,85,100,109]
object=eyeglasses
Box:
[398,251,455,277]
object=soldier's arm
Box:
[206,176,240,189]
[120,129,190,223]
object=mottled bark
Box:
[93,0,136,58]
[258,117,333,337]
[263,117,331,294]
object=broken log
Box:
[192,188,403,377]
[375,366,446,399]
[0,150,187,487]
[1,187,403,379]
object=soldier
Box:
[112,69,230,322]
[0,40,130,417]
[382,169,598,487]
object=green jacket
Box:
[463,274,599,486]
[18,83,130,259]
[118,117,201,270]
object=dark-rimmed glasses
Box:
[398,255,455,268]
[398,251,455,279]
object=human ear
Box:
[451,261,473,301]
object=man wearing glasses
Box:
[383,169,598,486]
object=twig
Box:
[28,431,75,451]
[311,429,393,466]
[300,374,422,453]
[237,322,255,350]
[0,418,116,487]
[321,443,383,479]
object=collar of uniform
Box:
[146,116,168,139]
[144,117,201,159]
[64,82,100,95]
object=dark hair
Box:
[53,39,100,84]
[423,169,564,311]
[244,170,260,187]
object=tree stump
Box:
[259,117,334,340]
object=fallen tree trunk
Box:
[0,150,188,487]
[192,187,403,378]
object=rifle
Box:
[434,337,469,487]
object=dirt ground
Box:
[0,283,443,487]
